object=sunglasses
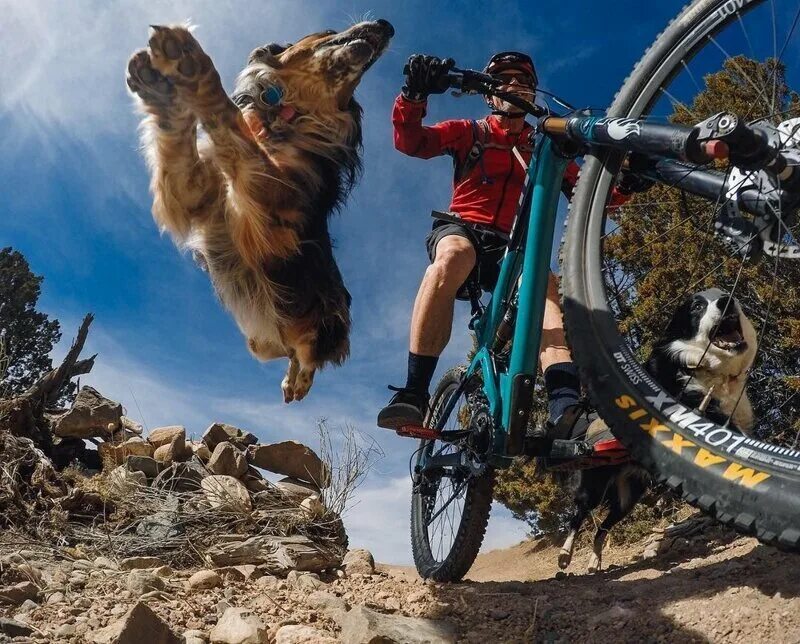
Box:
[495,72,535,86]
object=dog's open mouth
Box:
[322,21,393,68]
[711,313,747,352]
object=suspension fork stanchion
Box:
[501,137,569,455]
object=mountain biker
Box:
[377,52,645,436]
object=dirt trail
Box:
[382,528,800,643]
[3,523,798,643]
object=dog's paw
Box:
[147,25,212,86]
[291,370,315,402]
[126,49,175,109]
[281,381,294,404]
[587,552,602,573]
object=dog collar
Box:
[261,84,299,124]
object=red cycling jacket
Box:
[392,94,624,234]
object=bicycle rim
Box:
[410,367,494,581]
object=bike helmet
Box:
[483,51,538,87]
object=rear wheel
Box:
[410,367,495,581]
[563,0,800,549]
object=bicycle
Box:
[397,0,800,582]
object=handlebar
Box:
[401,62,548,119]
[447,67,548,119]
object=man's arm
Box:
[392,95,471,160]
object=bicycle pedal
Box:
[396,425,441,440]
[548,439,593,459]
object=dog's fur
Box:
[646,287,757,434]
[555,419,652,573]
[126,21,393,401]
[558,288,757,572]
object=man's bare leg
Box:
[377,235,476,429]
[410,236,476,356]
[540,272,572,371]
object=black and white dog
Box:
[646,287,757,434]
[558,288,757,573]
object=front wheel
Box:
[410,367,495,581]
[562,0,800,549]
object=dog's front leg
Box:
[127,43,223,241]
[144,26,295,268]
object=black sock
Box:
[405,352,439,396]
[544,362,581,425]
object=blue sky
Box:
[1,0,682,563]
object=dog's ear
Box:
[663,296,695,341]
[248,43,289,68]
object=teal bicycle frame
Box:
[423,103,773,467]
[466,135,568,462]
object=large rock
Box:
[186,570,222,591]
[135,494,184,540]
[247,442,330,488]
[53,386,122,438]
[0,618,33,638]
[125,570,166,597]
[100,438,155,467]
[306,591,349,617]
[147,426,186,449]
[109,466,147,496]
[204,535,340,574]
[90,601,180,643]
[201,475,252,512]
[275,625,336,644]
[126,455,162,480]
[210,607,267,644]
[202,423,258,452]
[120,416,144,436]
[0,581,39,605]
[342,549,375,576]
[153,431,190,464]
[337,606,456,644]
[152,461,207,492]
[191,442,212,462]
[276,477,320,502]
[208,443,248,478]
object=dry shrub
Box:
[316,420,383,517]
[494,458,690,547]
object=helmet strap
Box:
[490,109,526,118]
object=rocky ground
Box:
[2,376,797,643]
[1,518,798,643]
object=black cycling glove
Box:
[402,55,455,102]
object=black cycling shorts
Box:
[425,221,508,294]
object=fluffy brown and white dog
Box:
[558,288,757,573]
[126,21,394,401]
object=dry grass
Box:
[0,419,382,567]
[316,420,383,517]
